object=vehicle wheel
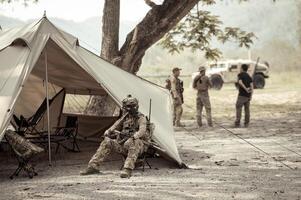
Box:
[210,75,223,90]
[254,74,265,89]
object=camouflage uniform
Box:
[87,113,150,170]
[193,72,213,127]
[5,130,43,159]
[169,74,184,126]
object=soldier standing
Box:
[235,64,253,127]
[80,95,152,178]
[169,67,184,127]
[193,66,213,127]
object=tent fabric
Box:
[60,114,118,138]
[14,74,61,118]
[0,17,183,165]
[35,89,66,131]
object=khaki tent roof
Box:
[0,17,183,165]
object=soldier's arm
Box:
[104,113,126,136]
[170,76,180,99]
[192,75,200,89]
[250,82,254,96]
[133,116,148,139]
[238,80,249,93]
[237,73,249,92]
[206,76,212,88]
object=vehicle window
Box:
[210,64,217,69]
[229,65,238,72]
[219,64,225,68]
[210,64,225,69]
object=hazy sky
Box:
[0,0,163,22]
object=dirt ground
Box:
[0,77,301,200]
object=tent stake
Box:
[45,49,52,166]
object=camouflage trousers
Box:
[196,92,212,127]
[235,96,251,126]
[88,137,147,170]
[173,98,183,126]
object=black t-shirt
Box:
[237,72,253,98]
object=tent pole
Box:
[45,49,52,166]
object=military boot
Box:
[232,123,240,128]
[120,168,132,178]
[80,166,100,175]
[197,120,202,128]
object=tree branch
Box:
[144,0,157,8]
[119,0,200,73]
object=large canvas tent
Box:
[0,16,183,166]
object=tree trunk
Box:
[86,0,200,115]
[118,0,200,73]
[101,0,120,61]
[298,1,301,45]
[85,0,121,116]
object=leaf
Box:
[159,7,256,59]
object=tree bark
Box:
[86,0,121,116]
[101,0,120,61]
[100,0,200,72]
[118,0,200,73]
[298,1,301,45]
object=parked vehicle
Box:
[192,59,270,90]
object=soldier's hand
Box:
[133,134,139,140]
[247,88,252,93]
[104,130,111,137]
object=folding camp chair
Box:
[135,151,153,171]
[13,98,54,136]
[52,116,80,154]
[120,148,154,171]
[12,89,65,137]
[4,130,44,179]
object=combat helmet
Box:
[122,95,139,114]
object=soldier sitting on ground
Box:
[80,95,152,178]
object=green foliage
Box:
[159,1,256,60]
